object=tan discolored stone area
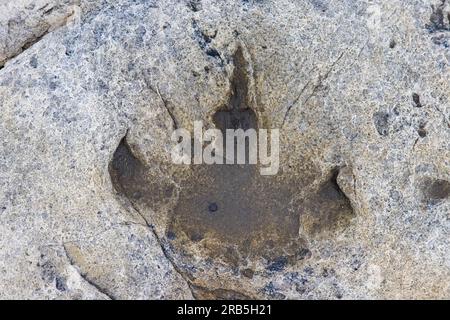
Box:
[109,47,355,284]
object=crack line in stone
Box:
[110,131,195,298]
[125,197,197,299]
[62,243,117,300]
[281,50,346,127]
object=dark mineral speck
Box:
[30,56,38,68]
[208,202,218,213]
[267,256,288,272]
[55,277,67,291]
[167,230,176,240]
[412,93,422,108]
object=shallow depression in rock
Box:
[109,47,355,270]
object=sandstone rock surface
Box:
[0,0,449,299]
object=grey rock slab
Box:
[0,0,449,299]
